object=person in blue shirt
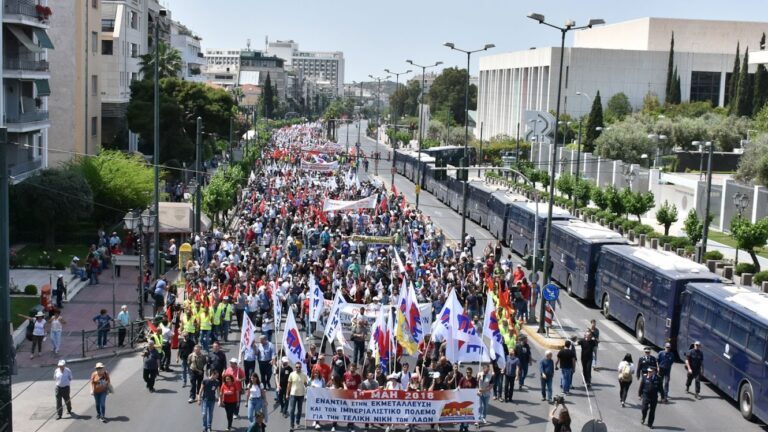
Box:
[92,309,113,349]
[657,342,675,403]
[539,350,555,402]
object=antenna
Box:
[246,38,251,51]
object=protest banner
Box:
[301,160,339,172]
[306,388,478,425]
[322,195,377,212]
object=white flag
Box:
[482,294,506,369]
[239,313,256,354]
[309,275,324,323]
[322,289,346,342]
[273,286,283,331]
[438,289,490,364]
[281,307,308,373]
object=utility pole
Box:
[195,117,202,234]
[407,60,443,210]
[0,127,13,432]
[384,68,412,188]
[369,74,390,177]
[152,10,164,280]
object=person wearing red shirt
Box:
[219,374,241,430]
[312,356,331,383]
[223,358,246,419]
[512,264,525,284]
[458,367,478,432]
[343,363,362,431]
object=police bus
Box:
[594,245,720,347]
[506,201,572,258]
[549,219,628,301]
[678,283,768,423]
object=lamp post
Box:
[573,92,590,212]
[152,10,166,281]
[384,68,412,188]
[369,74,390,176]
[407,60,443,210]
[692,140,714,263]
[647,132,668,169]
[195,117,202,235]
[443,42,495,246]
[732,192,750,267]
[527,12,605,333]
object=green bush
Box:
[622,219,640,232]
[581,207,599,217]
[53,261,66,270]
[735,263,756,276]
[634,224,656,235]
[702,250,724,261]
[24,284,37,295]
[754,271,768,285]
[647,231,663,239]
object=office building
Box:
[266,40,344,97]
[202,48,240,88]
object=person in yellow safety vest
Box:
[198,308,213,352]
[182,309,198,343]
[499,318,517,353]
[211,300,223,341]
[148,324,164,355]
[219,296,233,342]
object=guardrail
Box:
[81,319,147,357]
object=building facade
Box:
[202,48,240,88]
[476,17,768,139]
[239,50,286,100]
[266,40,344,97]
[47,0,102,164]
[2,0,54,182]
[170,19,204,82]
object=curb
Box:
[23,346,145,369]
[522,324,566,351]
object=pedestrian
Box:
[515,335,532,389]
[53,359,73,419]
[92,309,113,349]
[555,341,576,395]
[504,349,520,402]
[277,356,293,416]
[142,339,161,392]
[116,305,130,347]
[636,347,658,380]
[577,330,597,388]
[550,402,572,432]
[49,311,65,355]
[247,373,268,427]
[223,358,246,419]
[177,331,196,388]
[198,369,220,432]
[458,367,478,432]
[657,342,674,403]
[188,344,207,403]
[55,274,66,309]
[617,353,635,407]
[220,374,240,431]
[256,335,276,389]
[476,363,493,425]
[90,362,111,422]
[18,311,46,358]
[343,362,362,431]
[207,341,227,377]
[539,350,555,402]
[589,319,600,370]
[638,366,663,429]
[685,341,704,399]
[287,361,309,431]
[350,312,368,365]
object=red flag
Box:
[234,286,240,299]
[259,200,266,214]
[379,196,388,213]
[281,204,287,218]
[400,195,407,211]
[147,319,159,334]
[392,183,398,196]
[166,305,173,322]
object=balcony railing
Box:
[9,158,42,177]
[4,56,50,72]
[7,110,49,123]
[4,0,49,22]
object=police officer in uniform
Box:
[638,365,663,429]
[636,347,658,380]
[685,341,704,399]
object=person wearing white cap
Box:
[54,359,73,419]
[223,357,246,419]
[17,310,47,358]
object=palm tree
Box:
[139,42,182,79]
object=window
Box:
[690,71,721,106]
[92,0,98,8]
[91,32,98,52]
[131,72,139,82]
[130,11,138,29]
[712,310,731,336]
[101,19,115,32]
[746,328,767,359]
[91,75,98,94]
[91,116,98,136]
[729,321,748,348]
[101,40,113,55]
[130,43,139,58]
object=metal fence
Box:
[81,320,147,358]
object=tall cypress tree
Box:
[584,90,604,153]
[672,68,682,104]
[735,48,752,116]
[753,33,768,115]
[665,32,675,104]
[728,43,741,114]
[263,73,274,119]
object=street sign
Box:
[542,283,560,302]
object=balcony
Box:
[3,0,51,27]
[9,158,42,180]
[7,110,48,123]
[4,55,49,73]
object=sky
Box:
[164,0,768,83]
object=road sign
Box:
[542,283,560,302]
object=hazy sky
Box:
[164,0,768,82]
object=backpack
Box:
[469,236,476,247]
[619,363,632,382]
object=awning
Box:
[33,28,54,49]
[35,79,51,97]
[8,25,43,53]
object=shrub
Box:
[634,224,656,235]
[581,207,599,217]
[735,263,756,276]
[754,271,768,285]
[647,231,663,239]
[24,284,38,295]
[53,261,66,270]
[622,219,640,232]
[703,250,724,261]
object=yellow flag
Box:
[396,309,418,355]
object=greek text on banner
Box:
[306,388,478,425]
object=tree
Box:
[15,168,93,247]
[556,173,575,199]
[390,80,421,118]
[573,179,593,208]
[642,91,662,115]
[734,48,753,117]
[139,42,182,79]
[671,67,682,104]
[728,43,740,113]
[605,92,632,121]
[594,119,656,163]
[427,67,477,126]
[683,209,704,246]
[754,33,768,115]
[624,190,655,223]
[734,132,768,186]
[591,186,608,210]
[604,185,626,216]
[67,151,154,222]
[655,200,679,235]
[262,73,275,119]
[584,91,604,152]
[730,216,768,272]
[665,32,675,104]
[202,164,243,224]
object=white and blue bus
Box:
[505,201,572,258]
[678,283,768,423]
[594,245,720,347]
[549,219,628,301]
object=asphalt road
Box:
[14,125,767,432]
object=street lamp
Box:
[641,153,650,169]
[573,92,591,212]
[732,192,750,267]
[152,10,167,283]
[384,68,412,188]
[647,133,668,169]
[407,60,443,210]
[692,140,714,263]
[124,209,154,319]
[527,12,605,333]
[443,41,495,246]
[369,74,391,176]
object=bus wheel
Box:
[566,275,574,296]
[635,315,646,343]
[739,382,755,421]
[601,294,610,318]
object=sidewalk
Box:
[14,266,147,369]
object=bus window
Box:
[712,310,731,337]
[691,299,709,325]
[746,328,767,359]
[729,321,749,348]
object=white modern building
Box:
[266,40,345,97]
[202,48,240,88]
[170,20,204,82]
[476,17,768,139]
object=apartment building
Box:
[170,19,204,82]
[202,48,240,88]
